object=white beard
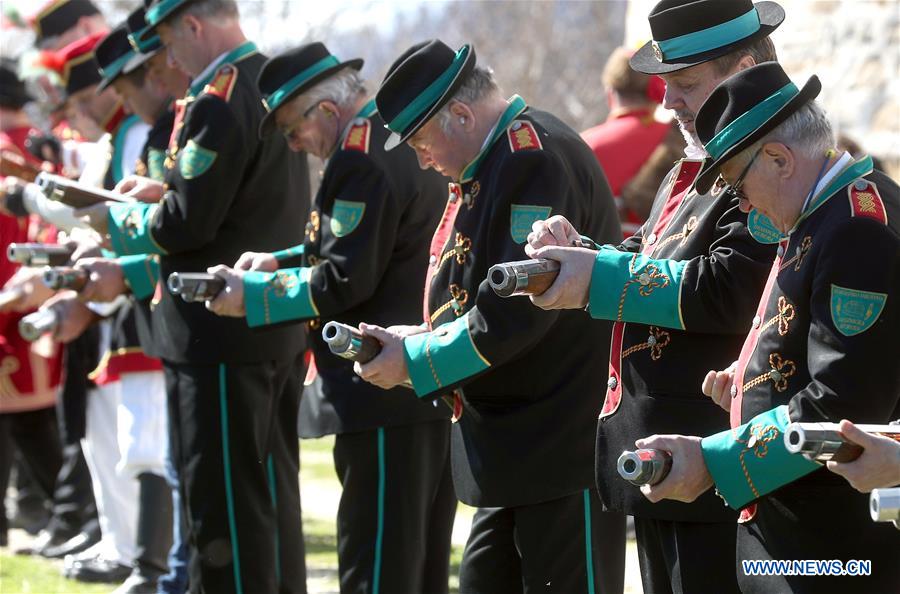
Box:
[679,124,708,160]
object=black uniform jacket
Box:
[595,158,777,523]
[286,104,450,436]
[730,162,900,564]
[407,97,621,507]
[130,49,310,364]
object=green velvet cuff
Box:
[108,203,165,256]
[243,267,317,328]
[402,313,490,398]
[118,254,159,300]
[589,247,687,330]
[272,244,305,261]
[701,405,821,510]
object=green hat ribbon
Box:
[705,81,798,160]
[656,8,760,61]
[386,45,469,134]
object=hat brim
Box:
[138,0,197,43]
[258,58,364,139]
[383,45,476,151]
[631,1,785,75]
[97,49,157,92]
[694,75,821,195]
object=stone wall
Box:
[625,0,900,177]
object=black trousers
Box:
[333,419,456,594]
[459,490,626,594]
[165,356,306,594]
[0,407,63,533]
[634,517,740,594]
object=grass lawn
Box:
[2,435,637,593]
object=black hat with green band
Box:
[95,23,143,92]
[631,0,784,75]
[375,40,476,151]
[138,0,198,42]
[126,4,163,61]
[693,62,821,194]
[257,42,364,139]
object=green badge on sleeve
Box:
[747,209,781,244]
[830,284,887,336]
[330,200,366,237]
[179,139,217,179]
[510,204,551,244]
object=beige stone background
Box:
[626,0,900,178]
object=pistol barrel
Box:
[322,321,382,363]
[42,267,87,291]
[784,422,900,462]
[617,449,673,486]
[19,308,58,342]
[488,258,560,297]
[167,272,226,302]
[7,243,74,267]
[870,488,900,525]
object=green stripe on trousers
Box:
[219,364,244,594]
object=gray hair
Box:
[174,0,239,25]
[736,100,835,163]
[302,70,367,111]
[434,66,501,134]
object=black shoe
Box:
[67,555,132,584]
[0,530,7,548]
[8,506,50,535]
[42,530,100,559]
[13,528,72,556]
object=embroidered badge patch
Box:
[509,204,551,244]
[747,209,782,244]
[830,284,887,336]
[179,140,217,179]
[330,200,366,237]
[848,180,887,225]
[507,121,543,152]
[147,148,166,182]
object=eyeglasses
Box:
[280,100,327,139]
[724,147,761,203]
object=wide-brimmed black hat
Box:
[693,62,821,194]
[95,24,145,92]
[33,0,101,47]
[56,31,105,96]
[0,60,33,108]
[138,0,198,43]
[631,0,784,75]
[125,4,163,66]
[256,42,364,138]
[376,39,476,150]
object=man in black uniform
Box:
[355,40,625,593]
[205,42,457,594]
[637,62,900,594]
[80,0,311,592]
[524,2,784,592]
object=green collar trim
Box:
[263,55,341,113]
[111,114,143,184]
[188,41,257,97]
[355,98,377,120]
[386,45,470,134]
[458,95,528,183]
[791,155,873,232]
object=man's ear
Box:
[448,101,475,130]
[763,141,795,179]
[735,54,757,72]
[182,14,202,38]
